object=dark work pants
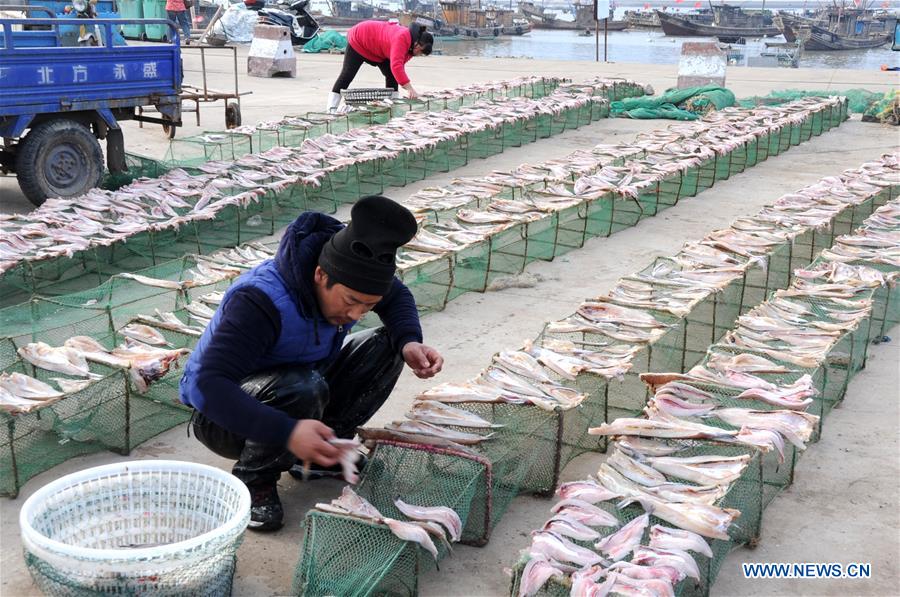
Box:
[191,327,404,486]
[331,44,400,93]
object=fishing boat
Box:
[316,0,377,27]
[657,4,781,38]
[774,11,817,43]
[804,22,892,50]
[517,0,594,30]
[425,0,503,39]
[502,17,532,36]
[624,10,661,29]
[776,6,894,51]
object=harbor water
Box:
[434,28,899,71]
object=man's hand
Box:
[402,342,443,379]
[287,420,341,467]
[403,83,419,100]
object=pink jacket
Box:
[347,21,413,86]
[165,0,186,11]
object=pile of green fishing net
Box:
[610,85,737,121]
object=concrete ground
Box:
[1,50,899,596]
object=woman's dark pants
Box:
[331,44,400,93]
[191,327,404,487]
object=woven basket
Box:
[19,460,250,596]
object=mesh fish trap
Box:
[358,401,548,545]
[510,442,765,597]
[1,95,842,306]
[294,512,421,597]
[0,100,860,503]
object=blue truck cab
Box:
[0,17,182,205]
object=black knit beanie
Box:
[318,195,418,295]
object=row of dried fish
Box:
[320,148,893,472]
[208,77,570,141]
[398,102,852,269]
[821,202,900,267]
[0,337,188,414]
[402,97,842,218]
[540,153,897,375]
[0,88,608,275]
[514,200,897,597]
[353,75,572,109]
[516,449,741,597]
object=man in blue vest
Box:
[180,196,443,531]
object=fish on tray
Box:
[589,415,737,441]
[385,420,493,445]
[394,498,463,542]
[18,342,97,378]
[712,408,819,450]
[619,494,739,541]
[594,513,649,561]
[313,487,457,560]
[134,311,206,337]
[406,400,502,429]
[120,323,170,346]
[64,336,133,369]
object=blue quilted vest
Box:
[180,259,349,408]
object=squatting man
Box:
[181,196,443,530]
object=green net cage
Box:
[509,439,766,597]
[0,99,863,501]
[112,77,593,184]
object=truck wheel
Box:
[16,119,103,207]
[162,114,177,138]
[225,102,242,128]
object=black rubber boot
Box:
[247,482,284,532]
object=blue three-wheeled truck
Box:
[0,15,182,205]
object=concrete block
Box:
[677,41,727,89]
[247,24,296,78]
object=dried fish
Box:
[620,494,740,541]
[394,499,462,542]
[607,449,668,487]
[644,454,751,487]
[384,518,440,559]
[134,311,205,337]
[52,378,94,395]
[649,524,713,558]
[64,336,132,369]
[550,499,620,528]
[120,323,169,346]
[406,400,502,429]
[0,372,64,400]
[529,531,606,568]
[541,516,601,541]
[0,386,52,413]
[594,513,649,561]
[712,408,819,450]
[385,420,493,445]
[631,545,701,582]
[589,417,737,441]
[555,479,622,504]
[18,343,95,378]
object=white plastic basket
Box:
[20,460,250,596]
